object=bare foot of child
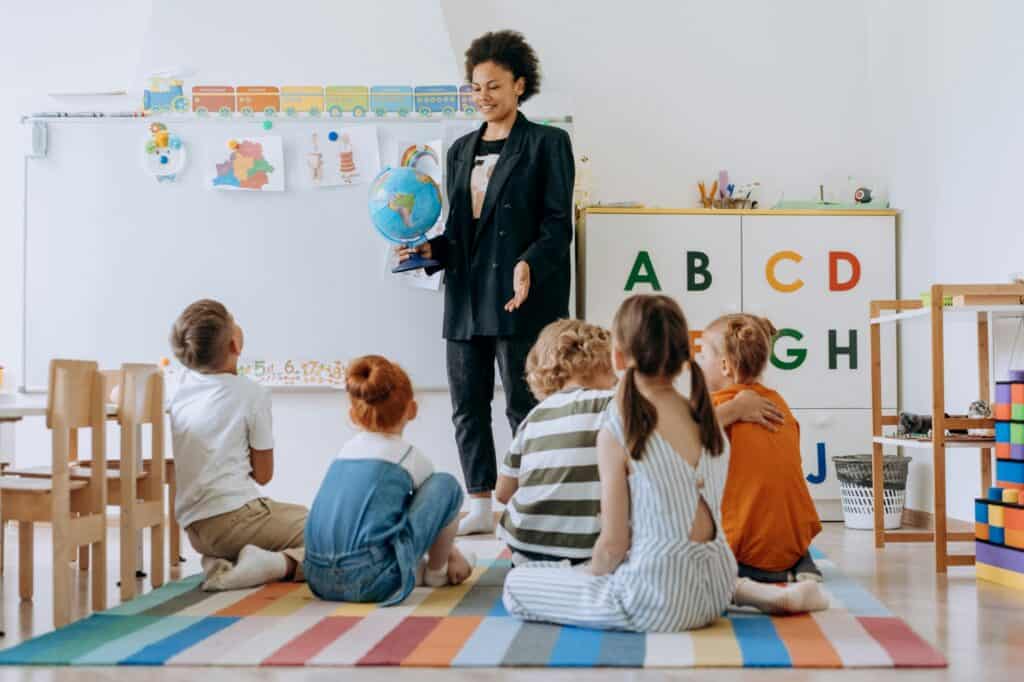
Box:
[734,577,830,614]
[447,547,475,585]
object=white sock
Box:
[201,555,232,579]
[202,545,288,592]
[457,496,494,535]
[424,562,450,587]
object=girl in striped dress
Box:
[502,295,829,632]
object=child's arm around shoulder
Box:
[715,388,785,431]
[589,426,631,576]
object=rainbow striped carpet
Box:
[0,545,945,668]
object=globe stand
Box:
[392,252,440,273]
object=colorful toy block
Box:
[997,459,1024,486]
[996,382,1012,420]
[977,541,1024,590]
[976,490,1024,590]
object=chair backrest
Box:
[118,364,163,427]
[45,358,106,487]
[118,364,165,496]
[100,369,123,406]
[46,360,104,431]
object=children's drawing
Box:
[308,132,324,184]
[210,136,284,191]
[399,141,442,184]
[142,123,187,183]
[316,125,380,187]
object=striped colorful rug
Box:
[0,544,944,668]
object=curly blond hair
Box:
[526,319,613,400]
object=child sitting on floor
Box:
[495,319,617,565]
[502,295,828,632]
[304,355,473,605]
[698,313,823,583]
[168,299,307,591]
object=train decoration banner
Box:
[144,81,478,119]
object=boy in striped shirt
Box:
[496,319,617,565]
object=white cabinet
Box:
[741,215,898,410]
[580,209,898,517]
[580,213,741,332]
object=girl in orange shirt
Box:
[698,314,823,583]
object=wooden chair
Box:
[0,359,108,628]
[8,366,172,601]
[114,364,167,600]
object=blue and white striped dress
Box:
[502,400,738,632]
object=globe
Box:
[368,166,443,272]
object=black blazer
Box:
[427,112,575,341]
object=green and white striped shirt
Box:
[497,387,615,560]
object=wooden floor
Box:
[0,521,1020,680]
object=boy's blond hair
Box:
[526,319,613,400]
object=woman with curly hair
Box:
[398,31,576,535]
[494,320,616,565]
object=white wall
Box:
[442,0,878,207]
[867,0,1024,521]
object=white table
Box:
[0,394,118,465]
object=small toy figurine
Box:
[854,187,873,203]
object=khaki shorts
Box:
[187,498,307,581]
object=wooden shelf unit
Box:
[870,283,1024,572]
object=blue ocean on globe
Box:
[368,166,443,245]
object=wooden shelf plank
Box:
[883,531,934,543]
[946,554,976,566]
[872,436,995,449]
[872,304,1024,325]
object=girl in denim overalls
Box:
[305,356,474,604]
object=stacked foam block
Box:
[976,487,1024,589]
[978,370,1024,589]
[995,373,1024,488]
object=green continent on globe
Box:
[388,193,415,210]
[388,192,416,228]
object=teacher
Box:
[399,30,575,535]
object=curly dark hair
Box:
[464,30,541,103]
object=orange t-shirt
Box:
[715,383,822,572]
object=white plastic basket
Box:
[838,481,905,530]
[834,454,909,531]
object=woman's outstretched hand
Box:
[395,242,432,263]
[505,260,531,311]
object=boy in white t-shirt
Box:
[169,299,306,591]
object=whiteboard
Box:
[21,115,573,390]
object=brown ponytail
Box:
[612,295,724,459]
[621,367,658,460]
[688,360,724,455]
